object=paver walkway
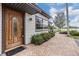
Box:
[14,33,79,56]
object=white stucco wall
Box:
[25,13,35,44]
[25,13,49,44]
[0,3,2,54]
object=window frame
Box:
[43,19,48,29]
[35,16,48,32]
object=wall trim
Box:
[0,3,2,54]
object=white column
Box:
[0,3,2,54]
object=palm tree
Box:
[65,3,70,36]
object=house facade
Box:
[0,3,51,55]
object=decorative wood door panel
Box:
[4,8,24,51]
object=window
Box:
[43,19,48,29]
[35,16,48,31]
[35,16,43,29]
[12,16,17,36]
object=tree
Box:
[53,12,66,32]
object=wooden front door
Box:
[4,8,24,51]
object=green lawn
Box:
[69,36,79,39]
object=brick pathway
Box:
[14,33,79,56]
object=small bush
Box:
[70,30,79,36]
[31,32,55,45]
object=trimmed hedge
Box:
[70,30,79,36]
[59,31,67,34]
[59,30,79,36]
[31,32,55,45]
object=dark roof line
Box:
[30,3,51,19]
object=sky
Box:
[37,3,79,27]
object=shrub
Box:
[31,32,55,45]
[49,32,55,37]
[31,34,45,45]
[59,31,67,34]
[47,33,52,39]
[70,30,79,36]
[41,33,49,41]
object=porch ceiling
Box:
[2,3,38,14]
[2,3,51,19]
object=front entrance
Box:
[4,7,24,52]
